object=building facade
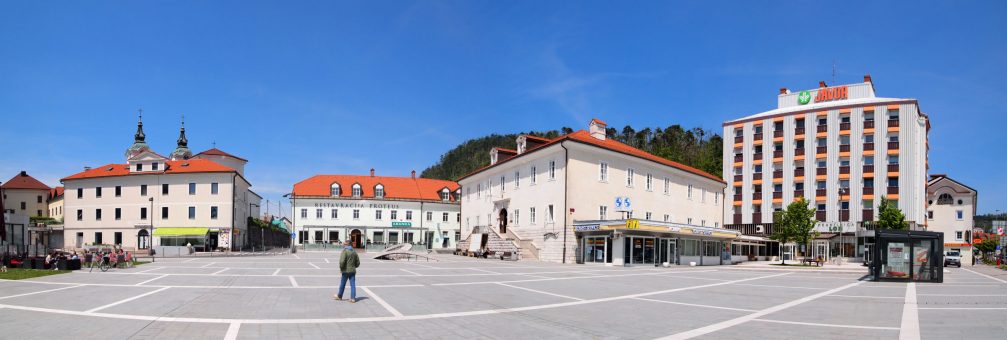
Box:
[460,119,729,264]
[2,171,53,252]
[723,76,930,261]
[61,115,261,251]
[926,174,976,266]
[290,170,461,250]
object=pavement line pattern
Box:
[86,287,171,313]
[288,276,299,287]
[633,297,756,312]
[132,267,162,274]
[271,269,281,276]
[496,283,584,301]
[469,268,500,274]
[962,268,1007,284]
[432,269,719,286]
[753,318,899,330]
[224,322,241,340]
[828,294,903,299]
[183,259,197,263]
[293,254,300,259]
[401,269,422,276]
[918,307,1007,310]
[135,274,168,286]
[0,285,83,300]
[309,263,320,269]
[212,268,229,275]
[899,282,919,340]
[201,262,215,268]
[360,287,404,317]
[730,283,825,290]
[657,280,864,339]
[324,258,330,263]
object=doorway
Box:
[425,231,434,249]
[76,232,83,248]
[498,209,508,235]
[350,229,362,248]
[207,232,219,252]
[137,229,150,249]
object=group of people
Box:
[43,250,80,270]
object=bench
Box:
[801,258,824,267]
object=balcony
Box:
[887,164,899,172]
[752,192,762,200]
[863,186,873,193]
[840,122,851,131]
[863,209,874,221]
[888,141,899,150]
[753,152,764,160]
[753,172,763,181]
[816,189,827,197]
[816,211,826,221]
[773,170,783,179]
[773,191,782,199]
[773,130,783,138]
[752,213,762,224]
[816,167,827,176]
[795,127,805,135]
[817,125,827,133]
[733,214,742,225]
[773,150,783,158]
[888,119,899,128]
[864,120,875,129]
[864,143,875,151]
[839,166,850,174]
[840,210,850,222]
[734,136,743,144]
[794,190,804,198]
[840,144,850,152]
[863,165,874,173]
[794,168,805,177]
[733,194,742,202]
[816,146,827,154]
[734,154,743,162]
[795,148,805,156]
[887,186,899,195]
[753,133,764,140]
[733,174,743,182]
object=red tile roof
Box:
[591,118,608,126]
[61,159,237,181]
[49,187,64,200]
[195,148,247,162]
[293,175,459,202]
[459,130,725,184]
[1,171,51,190]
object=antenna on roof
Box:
[831,60,837,85]
[212,140,216,148]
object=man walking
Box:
[335,240,360,303]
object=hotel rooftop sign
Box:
[799,86,848,105]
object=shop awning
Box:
[153,227,209,237]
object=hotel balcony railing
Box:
[734,136,743,144]
[773,170,783,179]
[733,194,743,202]
[887,186,899,195]
[864,120,875,129]
[816,146,827,154]
[888,141,899,150]
[816,189,827,197]
[753,152,763,160]
[840,144,850,152]
[794,190,804,198]
[816,125,827,133]
[863,209,874,221]
[816,211,826,221]
[733,214,742,225]
[888,119,899,128]
[839,166,850,174]
[733,174,743,182]
[864,142,874,151]
[863,186,873,193]
[840,209,850,222]
[752,192,762,200]
[773,150,783,158]
[794,168,805,177]
[734,154,743,162]
[795,148,805,156]
[840,122,851,131]
[888,164,899,172]
[795,127,805,135]
[753,172,763,181]
[816,167,827,176]
[753,133,764,140]
[773,130,783,138]
[752,213,762,224]
[863,165,874,173]
[773,191,782,199]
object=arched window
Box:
[937,193,953,205]
[330,183,341,197]
[352,183,362,197]
[374,184,385,198]
[441,188,450,201]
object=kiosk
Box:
[870,230,943,283]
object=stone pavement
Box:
[0,252,1005,339]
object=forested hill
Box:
[420,125,723,181]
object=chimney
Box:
[370,168,375,177]
[779,88,789,95]
[19,171,27,177]
[411,170,416,179]
[589,118,607,140]
[819,81,827,88]
[863,74,872,83]
[83,166,91,171]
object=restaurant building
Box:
[926,174,976,266]
[723,76,930,262]
[459,119,731,264]
[61,114,261,251]
[289,170,460,250]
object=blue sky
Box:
[2,1,1005,216]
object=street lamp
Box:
[838,187,849,260]
[148,197,154,255]
[283,193,295,253]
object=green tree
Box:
[876,198,907,230]
[770,198,818,265]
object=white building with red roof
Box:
[60,115,261,251]
[459,119,732,265]
[290,169,460,250]
[3,170,54,251]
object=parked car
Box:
[944,250,961,267]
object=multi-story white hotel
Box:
[290,170,460,250]
[61,116,261,251]
[460,119,731,265]
[926,174,976,266]
[723,76,929,261]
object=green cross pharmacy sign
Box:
[797,90,812,105]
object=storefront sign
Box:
[391,222,412,228]
[815,222,857,233]
[313,202,401,209]
[797,91,812,105]
[575,224,600,232]
[814,86,848,103]
[625,219,640,230]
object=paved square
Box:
[1,252,1005,339]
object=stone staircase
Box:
[501,228,540,261]
[458,226,522,258]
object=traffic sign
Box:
[614,196,633,212]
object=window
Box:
[818,118,827,126]
[352,184,362,197]
[688,185,693,199]
[817,204,827,211]
[162,184,169,195]
[160,208,169,220]
[114,186,121,197]
[956,210,963,220]
[332,209,338,219]
[426,211,433,221]
[864,113,875,121]
[888,109,899,120]
[136,163,143,171]
[76,209,83,221]
[441,189,450,201]
[626,168,634,187]
[514,171,520,188]
[375,210,383,220]
[77,188,83,198]
[95,232,102,244]
[687,217,692,225]
[405,211,412,220]
[115,208,121,220]
[888,177,898,187]
[549,160,556,180]
[211,183,219,195]
[95,209,102,221]
[646,173,653,191]
[390,210,397,220]
[664,214,670,222]
[889,135,899,143]
[927,210,934,220]
[956,231,963,240]
[316,209,322,219]
[599,206,607,220]
[864,156,874,165]
[839,180,850,189]
[531,166,537,184]
[500,176,505,193]
[817,181,827,189]
[353,209,360,219]
[96,186,102,198]
[330,183,340,196]
[530,207,537,224]
[645,212,652,220]
[754,164,762,173]
[701,189,706,203]
[547,205,555,223]
[374,184,384,198]
[599,162,608,181]
[864,178,874,188]
[188,206,196,219]
[189,183,196,195]
[19,202,25,210]
[140,184,147,196]
[888,156,899,165]
[627,211,633,219]
[211,206,218,220]
[714,192,719,204]
[300,208,307,219]
[864,134,874,144]
[152,162,159,171]
[442,212,449,222]
[476,184,481,198]
[937,193,953,205]
[664,178,670,194]
[141,207,148,220]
